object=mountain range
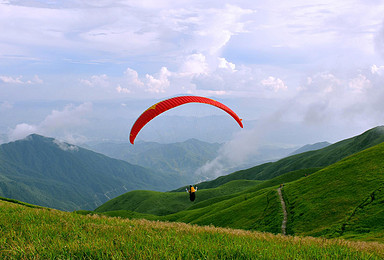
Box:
[0,133,297,212]
[0,134,185,211]
[88,139,297,183]
[88,138,221,184]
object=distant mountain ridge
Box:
[290,141,331,156]
[89,139,297,183]
[89,138,221,184]
[0,134,185,211]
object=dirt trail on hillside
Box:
[277,186,287,235]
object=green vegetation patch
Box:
[284,142,384,241]
[1,200,383,259]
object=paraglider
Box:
[186,185,198,201]
[129,95,243,144]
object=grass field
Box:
[284,142,384,240]
[1,199,384,259]
[93,138,384,242]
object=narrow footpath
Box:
[277,186,287,235]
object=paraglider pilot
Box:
[186,185,197,201]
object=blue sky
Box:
[1,0,384,149]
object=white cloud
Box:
[40,103,92,131]
[276,68,384,128]
[145,67,171,93]
[160,4,254,55]
[260,76,287,92]
[8,123,38,141]
[371,64,384,75]
[303,73,342,94]
[0,75,24,84]
[115,68,145,95]
[125,68,144,87]
[179,53,209,76]
[8,103,92,142]
[80,74,109,88]
[0,74,43,84]
[53,139,79,152]
[3,0,384,150]
[349,74,371,93]
[116,85,131,94]
[218,57,236,71]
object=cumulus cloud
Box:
[348,74,371,93]
[279,66,384,128]
[115,68,144,94]
[0,1,255,67]
[218,57,236,71]
[160,4,254,55]
[0,75,24,84]
[125,68,144,87]
[371,64,384,75]
[179,53,209,76]
[80,74,109,88]
[116,85,131,94]
[145,67,171,93]
[0,75,43,84]
[260,76,287,92]
[302,73,342,94]
[197,64,384,179]
[8,123,38,141]
[8,103,92,142]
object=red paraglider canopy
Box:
[129,95,243,144]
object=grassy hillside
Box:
[0,134,184,211]
[94,127,384,241]
[1,199,383,259]
[283,141,384,240]
[94,168,321,233]
[95,179,262,216]
[196,126,384,189]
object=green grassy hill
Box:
[1,198,383,259]
[0,134,185,211]
[196,126,384,189]
[283,141,384,240]
[94,169,320,234]
[95,180,262,216]
[94,127,384,242]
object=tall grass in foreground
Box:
[1,201,383,259]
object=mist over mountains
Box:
[88,138,299,182]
